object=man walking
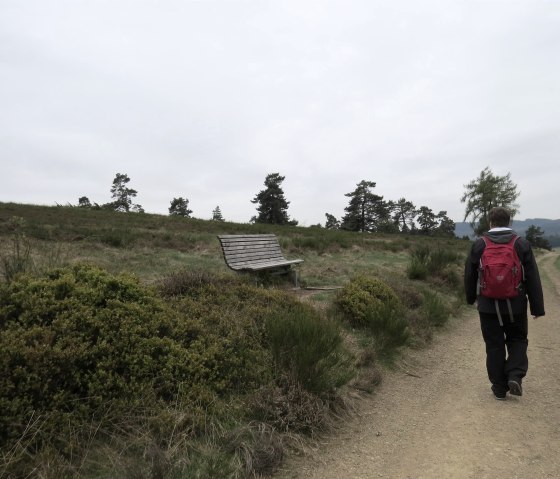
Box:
[464,207,545,400]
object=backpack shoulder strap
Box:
[510,235,525,280]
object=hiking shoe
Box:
[491,385,507,400]
[508,379,523,396]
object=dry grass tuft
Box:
[248,378,331,436]
[225,422,284,477]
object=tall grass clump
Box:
[420,290,450,328]
[406,256,428,280]
[407,245,459,280]
[287,231,352,254]
[334,276,410,355]
[0,216,33,282]
[265,303,353,398]
[99,227,137,248]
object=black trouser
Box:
[479,311,528,391]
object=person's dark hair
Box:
[488,207,511,227]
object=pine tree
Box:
[416,206,437,235]
[78,196,92,208]
[212,206,225,222]
[436,211,456,237]
[325,213,340,230]
[110,173,139,212]
[392,198,416,232]
[169,197,193,217]
[525,225,551,250]
[251,173,297,225]
[340,180,390,232]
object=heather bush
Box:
[334,276,409,355]
[334,276,400,327]
[0,265,278,475]
[265,303,353,398]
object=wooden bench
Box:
[217,234,303,283]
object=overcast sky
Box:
[1,0,559,226]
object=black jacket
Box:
[464,229,545,316]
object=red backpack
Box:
[479,236,523,299]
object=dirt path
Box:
[277,252,560,479]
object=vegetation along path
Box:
[277,251,560,479]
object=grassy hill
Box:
[0,202,469,285]
[0,202,470,478]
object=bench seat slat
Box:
[227,251,280,258]
[221,245,283,253]
[219,235,278,241]
[229,259,304,271]
[229,257,301,266]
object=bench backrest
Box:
[217,234,287,270]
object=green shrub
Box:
[411,245,430,263]
[25,223,55,240]
[334,276,400,327]
[287,232,351,254]
[364,302,410,352]
[100,228,136,248]
[383,278,423,310]
[427,248,458,274]
[406,256,428,280]
[407,245,458,280]
[420,291,449,327]
[334,276,409,356]
[158,269,243,297]
[265,304,352,398]
[0,265,273,463]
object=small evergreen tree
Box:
[110,173,139,212]
[212,206,225,222]
[325,213,340,230]
[169,197,193,217]
[251,173,297,225]
[78,196,92,208]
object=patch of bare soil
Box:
[276,252,560,479]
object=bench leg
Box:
[290,269,299,288]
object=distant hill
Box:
[455,218,560,243]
